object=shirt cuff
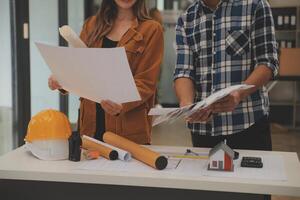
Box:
[174,69,195,81]
[255,61,279,78]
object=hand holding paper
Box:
[36,43,141,104]
[48,75,62,91]
[149,84,254,126]
[101,100,123,116]
[40,26,140,104]
[185,107,213,123]
[211,90,244,113]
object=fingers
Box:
[101,100,123,116]
[48,75,62,90]
[186,108,212,123]
[216,96,230,103]
[212,93,240,113]
[184,91,242,122]
[106,100,123,110]
[102,100,123,113]
[212,102,235,113]
[101,101,115,115]
[212,106,234,113]
[214,94,233,104]
[186,111,204,121]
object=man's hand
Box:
[180,100,212,123]
[185,107,213,123]
[100,100,123,116]
[175,78,212,123]
[211,91,243,113]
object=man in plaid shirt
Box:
[174,0,278,153]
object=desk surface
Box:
[0,145,300,197]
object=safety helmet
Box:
[25,109,72,160]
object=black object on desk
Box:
[185,149,199,156]
[69,131,82,162]
[234,151,239,160]
[241,157,263,168]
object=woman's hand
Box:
[101,100,123,116]
[48,75,62,90]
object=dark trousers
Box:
[191,115,272,151]
[191,116,271,200]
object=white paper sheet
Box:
[202,154,287,181]
[36,43,141,104]
[148,108,178,116]
[77,157,186,174]
[76,153,287,181]
[77,158,158,173]
[149,84,254,126]
[82,135,132,161]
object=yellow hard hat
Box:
[25,109,72,142]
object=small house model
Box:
[208,141,234,171]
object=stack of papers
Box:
[149,84,254,126]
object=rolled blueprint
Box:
[59,25,87,48]
[83,135,131,161]
[82,136,118,160]
[103,132,168,170]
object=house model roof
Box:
[209,142,235,158]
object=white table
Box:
[0,145,300,200]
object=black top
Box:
[94,36,118,141]
[102,36,119,48]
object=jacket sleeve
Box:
[121,23,164,113]
[79,16,95,45]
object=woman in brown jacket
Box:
[48,0,163,144]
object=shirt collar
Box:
[200,0,234,3]
[198,0,238,10]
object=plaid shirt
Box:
[174,0,279,136]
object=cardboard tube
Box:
[82,135,118,160]
[103,132,168,170]
[84,135,131,161]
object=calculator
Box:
[241,157,263,168]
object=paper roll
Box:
[83,135,131,161]
[59,25,87,48]
[103,132,168,170]
[82,135,118,160]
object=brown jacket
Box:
[78,17,164,144]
